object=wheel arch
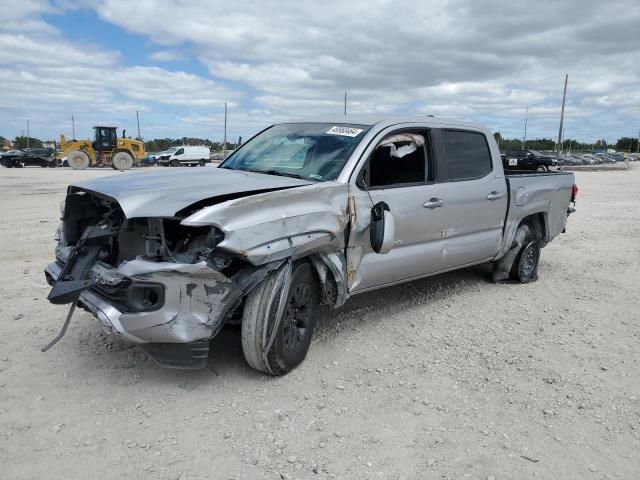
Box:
[492,212,548,283]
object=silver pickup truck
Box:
[44,116,577,375]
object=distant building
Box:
[1,138,12,151]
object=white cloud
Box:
[0,0,639,142]
[149,50,183,62]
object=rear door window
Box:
[441,130,492,181]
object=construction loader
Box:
[59,126,147,170]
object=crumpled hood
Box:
[71,167,312,218]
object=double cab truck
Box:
[44,116,577,375]
[503,149,558,172]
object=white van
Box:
[156,146,211,167]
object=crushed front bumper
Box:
[44,258,243,347]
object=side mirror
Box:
[370,202,395,254]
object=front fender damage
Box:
[181,182,351,307]
[182,182,349,264]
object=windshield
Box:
[529,150,544,156]
[162,147,178,154]
[221,123,370,181]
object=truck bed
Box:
[500,168,575,256]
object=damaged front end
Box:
[44,181,350,369]
[45,190,287,368]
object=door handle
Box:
[486,191,505,201]
[423,198,444,209]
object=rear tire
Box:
[112,151,133,171]
[199,160,206,166]
[536,165,548,172]
[68,150,90,170]
[509,225,540,283]
[242,262,319,375]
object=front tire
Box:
[242,262,319,375]
[170,160,179,167]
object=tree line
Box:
[143,137,241,153]
[2,133,637,153]
[493,133,639,153]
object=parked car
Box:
[0,150,24,167]
[156,146,211,167]
[0,148,57,168]
[44,116,576,375]
[503,149,557,171]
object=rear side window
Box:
[442,130,492,181]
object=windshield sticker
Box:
[326,126,363,137]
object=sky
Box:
[1,0,638,144]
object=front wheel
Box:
[242,262,319,375]
[170,160,179,167]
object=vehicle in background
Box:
[0,150,25,167]
[503,149,557,171]
[156,146,211,167]
[44,115,576,375]
[596,153,618,164]
[581,154,600,164]
[0,148,57,168]
[59,126,147,171]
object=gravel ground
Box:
[1,166,639,480]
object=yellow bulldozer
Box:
[59,126,147,170]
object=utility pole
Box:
[556,74,568,156]
[27,120,30,148]
[222,102,227,159]
[72,115,76,139]
[344,92,347,115]
[522,106,528,148]
[136,111,141,140]
[637,128,639,154]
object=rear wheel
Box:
[67,151,90,170]
[199,160,206,166]
[242,262,319,375]
[112,151,133,171]
[509,225,540,283]
[536,165,548,172]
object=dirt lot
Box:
[1,166,639,480]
